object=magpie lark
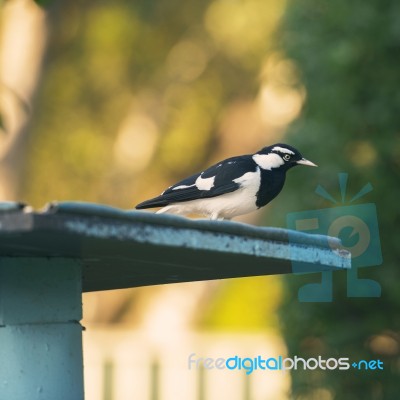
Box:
[136,143,317,220]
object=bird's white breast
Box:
[157,167,262,219]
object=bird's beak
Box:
[297,158,318,167]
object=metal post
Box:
[0,258,84,400]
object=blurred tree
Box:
[275,0,400,398]
[0,0,48,199]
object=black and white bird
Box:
[136,143,317,220]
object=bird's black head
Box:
[255,143,317,171]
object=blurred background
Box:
[0,0,399,399]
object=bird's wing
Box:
[136,156,257,209]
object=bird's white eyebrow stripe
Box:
[272,146,294,155]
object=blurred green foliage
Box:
[274,0,400,398]
[33,0,53,7]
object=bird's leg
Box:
[210,213,230,221]
[210,212,221,221]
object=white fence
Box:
[83,329,290,400]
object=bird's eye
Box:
[283,154,291,161]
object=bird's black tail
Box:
[135,196,169,209]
